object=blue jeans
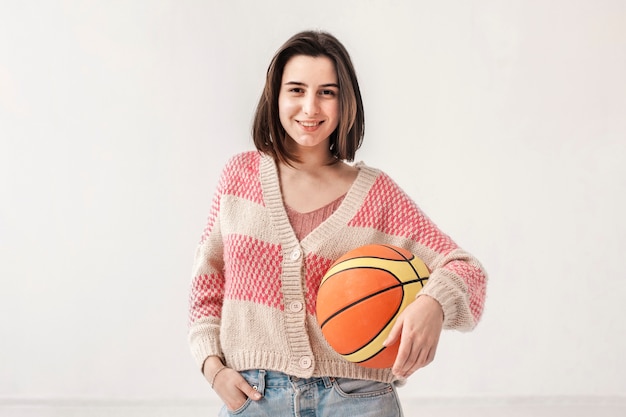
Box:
[218,369,404,417]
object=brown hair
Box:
[252,30,365,164]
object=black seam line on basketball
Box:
[318,277,427,330]
[355,346,387,364]
[379,245,413,262]
[322,277,426,356]
[380,244,427,281]
[331,247,426,282]
[323,265,428,289]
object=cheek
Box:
[278,97,295,123]
[325,102,340,127]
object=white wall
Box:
[1,0,625,407]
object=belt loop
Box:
[258,369,267,393]
[322,376,333,389]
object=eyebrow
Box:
[284,81,339,88]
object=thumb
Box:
[239,380,263,401]
[383,315,405,347]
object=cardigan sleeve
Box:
[375,172,488,331]
[187,165,227,369]
[418,245,487,331]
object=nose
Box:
[303,93,320,116]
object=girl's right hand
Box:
[212,367,263,411]
[203,356,262,411]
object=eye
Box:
[288,87,305,94]
[320,89,337,97]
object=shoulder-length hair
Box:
[252,30,365,164]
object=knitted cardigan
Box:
[188,151,487,383]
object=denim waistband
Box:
[239,369,334,389]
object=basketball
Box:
[316,244,429,368]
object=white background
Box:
[1,0,625,411]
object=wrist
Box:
[202,356,225,380]
[209,365,228,388]
[417,294,445,323]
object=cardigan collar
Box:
[258,153,379,252]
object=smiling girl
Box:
[188,30,487,417]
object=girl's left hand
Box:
[384,295,444,378]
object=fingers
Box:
[392,338,435,378]
[383,314,404,347]
[237,378,262,401]
[390,296,443,378]
[393,340,438,378]
[213,368,263,411]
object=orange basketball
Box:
[316,244,429,368]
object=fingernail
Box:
[254,392,262,400]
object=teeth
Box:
[300,121,319,127]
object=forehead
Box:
[282,55,337,83]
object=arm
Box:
[188,154,263,409]
[387,247,486,379]
[187,191,226,368]
[188,153,250,365]
[375,174,488,377]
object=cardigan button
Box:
[290,249,302,261]
[299,356,312,369]
[289,301,303,312]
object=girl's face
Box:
[278,55,340,152]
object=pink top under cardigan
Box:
[285,195,345,241]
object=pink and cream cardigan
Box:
[188,151,487,383]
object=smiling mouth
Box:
[298,120,323,127]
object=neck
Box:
[284,143,337,172]
[279,154,341,180]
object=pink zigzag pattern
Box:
[349,174,456,254]
[188,273,224,324]
[304,253,335,316]
[220,152,264,205]
[445,260,487,322]
[223,234,284,311]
